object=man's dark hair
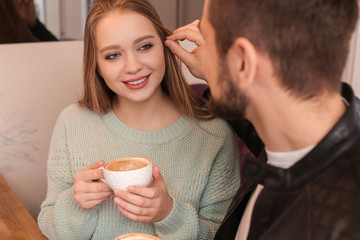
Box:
[209,0,359,99]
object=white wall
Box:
[44,0,87,40]
[60,0,87,40]
[44,0,60,38]
[344,20,360,97]
[180,40,206,85]
[42,0,205,39]
[182,0,204,25]
[149,0,205,30]
[0,41,83,219]
[34,0,45,23]
[148,0,178,30]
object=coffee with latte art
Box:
[101,157,153,191]
[115,233,161,240]
[104,157,150,171]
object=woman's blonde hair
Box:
[79,0,212,120]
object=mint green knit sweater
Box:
[38,104,240,240]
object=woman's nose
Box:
[123,54,143,74]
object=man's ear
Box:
[227,37,257,90]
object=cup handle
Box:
[100,178,108,184]
[98,167,108,185]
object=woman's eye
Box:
[105,53,120,60]
[139,43,153,51]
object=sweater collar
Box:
[242,83,360,190]
[101,111,193,145]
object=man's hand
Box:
[166,20,206,80]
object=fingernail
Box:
[128,186,135,192]
[165,40,171,48]
[115,190,121,196]
[114,198,121,204]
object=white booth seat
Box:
[0,41,84,219]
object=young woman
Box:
[38,0,240,239]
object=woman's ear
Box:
[227,37,257,90]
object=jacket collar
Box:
[242,83,360,191]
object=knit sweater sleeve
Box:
[38,110,99,239]
[154,123,241,240]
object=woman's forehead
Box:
[95,11,160,43]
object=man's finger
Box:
[165,40,205,79]
[167,29,204,47]
[172,19,200,35]
[165,40,195,65]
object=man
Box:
[166,0,360,239]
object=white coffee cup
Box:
[100,157,153,191]
[114,233,161,240]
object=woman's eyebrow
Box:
[99,44,121,53]
[99,35,155,53]
[134,35,155,44]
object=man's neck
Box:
[249,90,347,152]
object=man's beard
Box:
[208,60,248,121]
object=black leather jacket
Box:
[214,83,360,240]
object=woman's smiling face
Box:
[95,10,166,104]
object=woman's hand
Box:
[114,166,173,222]
[74,160,113,209]
[165,20,206,80]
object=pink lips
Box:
[123,75,150,90]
